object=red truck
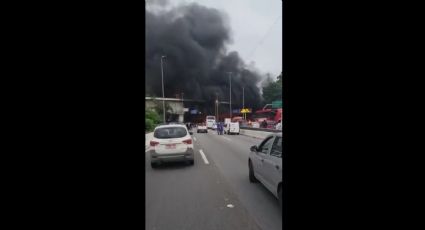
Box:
[253,105,282,128]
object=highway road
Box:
[146,129,282,230]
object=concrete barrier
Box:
[240,127,282,133]
[240,128,281,140]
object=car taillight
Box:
[182,139,192,145]
[150,141,159,147]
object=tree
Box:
[145,109,161,132]
[262,72,282,103]
[277,72,282,84]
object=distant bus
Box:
[206,116,216,129]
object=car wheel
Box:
[151,162,158,168]
[189,159,194,165]
[249,160,258,183]
[278,186,283,209]
[237,132,240,135]
[197,130,199,133]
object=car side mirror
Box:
[250,145,257,152]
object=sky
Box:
[147,0,282,80]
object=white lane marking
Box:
[222,136,231,141]
[145,148,150,152]
[193,137,197,141]
[199,149,210,164]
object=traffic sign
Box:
[272,100,282,108]
[240,108,252,113]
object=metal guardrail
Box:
[240,126,282,133]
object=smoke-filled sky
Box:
[145,0,282,110]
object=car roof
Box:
[155,124,187,130]
[266,132,282,138]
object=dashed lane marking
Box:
[199,149,210,165]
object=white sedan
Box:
[248,133,283,208]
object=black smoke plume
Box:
[145,2,264,114]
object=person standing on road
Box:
[215,122,220,135]
[275,120,282,130]
[261,120,268,128]
[220,122,224,135]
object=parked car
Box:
[225,122,240,135]
[248,133,283,208]
[149,124,194,168]
[197,123,208,133]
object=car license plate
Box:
[165,144,176,149]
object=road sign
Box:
[272,100,282,108]
[240,108,252,113]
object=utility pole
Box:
[161,56,166,123]
[228,72,232,119]
[182,92,184,123]
[242,87,245,121]
[217,98,219,121]
[215,93,219,121]
[181,92,184,108]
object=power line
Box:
[246,14,282,61]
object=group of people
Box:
[216,122,225,135]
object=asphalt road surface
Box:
[146,129,282,230]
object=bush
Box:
[145,118,155,132]
[145,109,161,132]
[146,109,161,124]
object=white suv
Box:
[248,133,283,208]
[149,124,194,168]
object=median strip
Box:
[199,149,210,165]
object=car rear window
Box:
[271,137,282,157]
[154,127,187,139]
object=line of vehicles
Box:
[200,116,240,134]
[147,122,284,210]
[201,106,282,130]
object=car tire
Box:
[189,159,194,165]
[151,162,158,168]
[278,186,283,210]
[249,161,258,183]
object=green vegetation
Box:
[146,109,161,132]
[262,72,282,103]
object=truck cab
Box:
[206,116,216,129]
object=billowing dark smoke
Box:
[146,2,263,114]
